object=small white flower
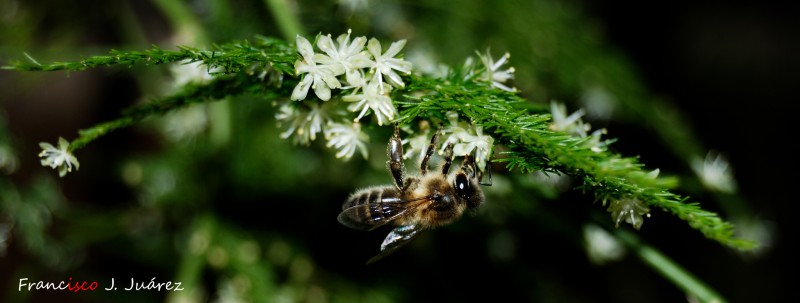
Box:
[162,103,209,141]
[38,137,79,177]
[315,30,373,86]
[583,224,625,265]
[477,49,516,92]
[275,101,336,145]
[325,122,369,160]
[584,128,608,153]
[439,111,470,154]
[549,101,588,136]
[401,129,432,164]
[170,60,218,88]
[367,38,412,93]
[342,80,396,126]
[453,124,494,171]
[550,101,608,152]
[691,151,737,193]
[606,198,650,230]
[305,102,335,140]
[291,35,342,101]
[440,113,494,171]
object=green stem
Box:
[166,214,215,303]
[615,229,726,303]
[264,0,304,39]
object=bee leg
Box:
[387,123,405,190]
[480,162,493,186]
[441,143,454,175]
[461,154,492,185]
[419,128,442,175]
[461,154,476,179]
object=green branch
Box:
[2,36,296,74]
[395,74,754,250]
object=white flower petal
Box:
[384,39,407,58]
[296,35,315,60]
[291,75,313,101]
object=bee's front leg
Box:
[441,142,454,175]
[419,128,442,175]
[387,124,405,190]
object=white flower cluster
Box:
[278,31,413,160]
[549,101,608,152]
[290,30,411,126]
[38,137,80,177]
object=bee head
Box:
[454,173,471,200]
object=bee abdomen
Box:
[343,186,401,210]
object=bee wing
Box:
[337,196,431,231]
[366,224,425,264]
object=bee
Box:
[338,124,487,264]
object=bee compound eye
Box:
[455,173,471,199]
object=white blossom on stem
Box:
[453,124,494,172]
[439,112,494,171]
[38,137,79,177]
[291,35,342,101]
[315,30,373,86]
[276,101,336,145]
[606,198,651,230]
[439,111,470,154]
[550,101,589,136]
[367,38,412,93]
[401,129,432,164]
[477,49,516,92]
[342,80,396,126]
[550,101,608,152]
[325,122,369,160]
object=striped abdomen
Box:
[338,186,407,230]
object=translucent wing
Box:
[337,196,431,231]
[366,224,425,264]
